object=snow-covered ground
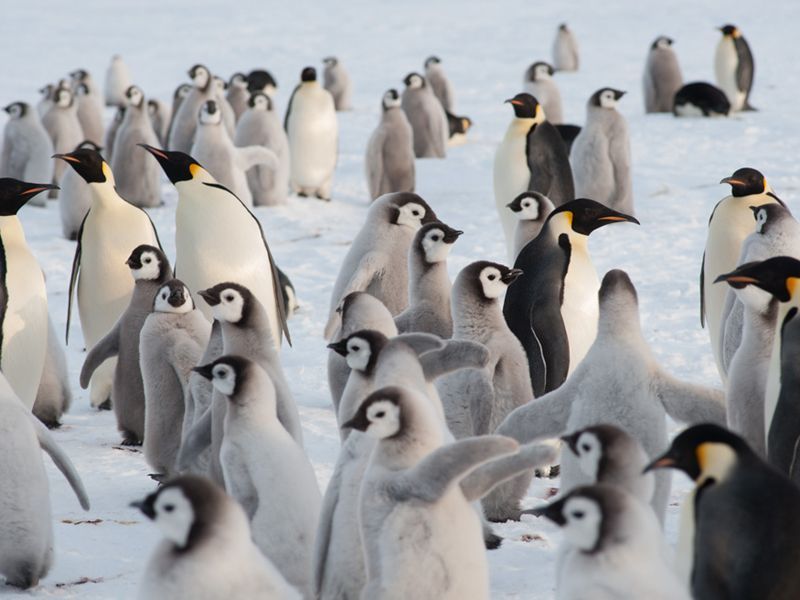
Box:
[3,0,799,597]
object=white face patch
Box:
[55,89,72,108]
[153,488,195,548]
[574,432,601,481]
[345,336,371,371]
[127,87,144,108]
[383,91,401,109]
[535,64,551,80]
[561,497,602,551]
[407,74,423,89]
[193,67,210,88]
[599,90,617,109]
[656,37,671,49]
[421,228,452,263]
[154,285,193,314]
[210,288,244,323]
[253,95,269,111]
[199,103,222,125]
[214,78,225,93]
[364,400,401,439]
[516,197,540,221]
[130,251,160,281]
[755,208,768,234]
[210,363,236,396]
[7,104,22,119]
[395,202,426,229]
[479,267,507,299]
[232,73,246,87]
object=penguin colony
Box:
[0,17,797,600]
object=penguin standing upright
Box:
[424,56,455,112]
[58,140,98,240]
[41,87,83,185]
[507,191,555,259]
[104,106,124,163]
[364,89,415,200]
[147,98,172,147]
[226,72,250,121]
[284,67,338,200]
[322,57,352,111]
[523,62,564,124]
[552,24,579,71]
[493,93,574,261]
[643,37,683,113]
[168,64,215,153]
[0,102,54,207]
[714,24,755,111]
[33,315,73,429]
[168,83,191,135]
[70,70,105,145]
[400,73,449,159]
[104,55,132,107]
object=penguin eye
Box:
[431,234,441,242]
[164,504,175,513]
[351,345,360,352]
[572,511,585,519]
[412,210,421,217]
[161,292,167,300]
[144,257,152,264]
[375,411,386,418]
[224,294,234,302]
[487,274,497,281]
[523,201,530,208]
[581,443,591,452]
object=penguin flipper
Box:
[324,253,383,339]
[393,307,411,333]
[391,435,518,503]
[65,212,88,344]
[176,407,213,471]
[236,145,278,172]
[394,332,444,355]
[529,299,569,395]
[79,322,121,389]
[527,122,574,205]
[495,380,576,443]
[283,84,301,132]
[461,440,558,502]
[420,340,489,381]
[655,371,726,426]
[31,416,90,510]
[720,297,744,374]
[313,458,343,595]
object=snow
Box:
[3,0,799,597]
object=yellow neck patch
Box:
[189,163,202,178]
[101,162,112,182]
[787,277,800,299]
[696,442,736,482]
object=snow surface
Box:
[3,0,800,597]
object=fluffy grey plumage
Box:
[41,88,84,185]
[365,89,415,201]
[147,99,172,147]
[552,24,579,71]
[104,106,124,163]
[400,73,448,158]
[1,102,54,207]
[167,65,215,153]
[424,56,455,112]
[507,191,555,259]
[524,62,564,124]
[643,37,683,113]
[226,73,250,121]
[72,76,105,146]
[104,55,132,107]
[322,57,352,111]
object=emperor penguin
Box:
[196,356,320,598]
[570,88,634,215]
[111,85,162,208]
[147,98,172,147]
[226,72,250,121]
[531,484,689,600]
[104,106,124,163]
[643,36,683,113]
[701,167,781,380]
[0,373,90,589]
[424,56,455,112]
[168,64,215,153]
[715,24,755,111]
[285,67,338,200]
[192,99,277,207]
[504,199,638,396]
[552,23,579,71]
[56,149,161,408]
[1,102,54,207]
[70,72,105,145]
[400,72,448,159]
[497,269,726,524]
[647,424,800,597]
[523,61,564,124]
[673,82,731,117]
[133,475,301,600]
[773,308,800,483]
[140,145,290,349]
[394,221,462,338]
[322,57,353,111]
[58,140,98,240]
[79,245,172,444]
[324,192,437,339]
[104,54,132,107]
[140,279,211,477]
[507,191,555,259]
[41,87,84,185]
[32,315,73,429]
[493,92,574,261]
[0,180,57,409]
[365,88,415,201]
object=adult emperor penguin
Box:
[226,72,250,121]
[400,72,448,159]
[33,315,73,428]
[71,77,105,145]
[504,200,638,396]
[196,355,320,598]
[139,144,290,349]
[394,221,462,338]
[523,61,564,124]
[284,66,338,200]
[56,148,161,408]
[531,484,689,600]
[365,88,415,201]
[42,87,84,185]
[111,85,161,208]
[0,179,57,409]
[424,56,455,113]
[134,475,301,600]
[0,373,90,589]
[147,98,172,147]
[552,23,579,71]
[673,82,731,117]
[570,88,633,215]
[168,64,215,153]
[647,424,800,598]
[324,192,437,339]
[715,24,755,111]
[507,191,555,259]
[104,54,132,107]
[493,92,574,261]
[234,92,290,206]
[1,102,54,207]
[322,57,352,111]
[58,140,97,240]
[643,36,683,113]
[497,269,726,524]
[701,167,781,380]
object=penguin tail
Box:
[742,100,757,111]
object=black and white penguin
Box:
[673,82,731,117]
[714,24,755,111]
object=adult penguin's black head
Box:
[138,144,202,185]
[52,148,109,184]
[301,67,317,83]
[720,168,768,197]
[719,24,740,37]
[0,179,59,215]
[505,93,541,119]
[714,256,800,302]
[549,198,639,236]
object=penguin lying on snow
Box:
[673,82,730,117]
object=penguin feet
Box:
[97,398,112,411]
[314,193,331,202]
[120,431,142,446]
[484,531,503,550]
[297,191,308,198]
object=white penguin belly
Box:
[561,253,599,375]
[493,132,531,257]
[714,39,744,111]
[288,99,337,190]
[674,103,706,118]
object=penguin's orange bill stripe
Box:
[725,276,759,284]
[598,216,627,222]
[23,187,50,195]
[787,278,800,297]
[510,100,524,106]
[146,147,169,160]
[650,457,676,469]
[56,154,81,163]
[189,163,202,177]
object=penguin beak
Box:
[443,229,464,243]
[198,289,220,306]
[327,339,348,356]
[559,432,580,453]
[21,183,59,195]
[525,498,567,525]
[192,363,216,381]
[505,98,524,106]
[138,143,169,161]
[613,90,627,100]
[169,288,186,307]
[720,176,744,187]
[500,268,524,284]
[52,152,81,164]
[597,212,639,225]
[130,499,156,519]
[643,454,676,473]
[714,272,759,287]
[341,410,370,432]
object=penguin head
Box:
[562,424,640,483]
[424,56,441,68]
[154,280,194,314]
[188,64,211,90]
[341,385,404,439]
[52,148,112,184]
[125,85,145,108]
[147,99,159,117]
[248,92,272,111]
[720,167,769,197]
[127,245,169,281]
[558,23,569,32]
[198,282,252,325]
[53,87,74,108]
[322,56,338,67]
[138,145,204,185]
[549,198,639,237]
[417,221,463,264]
[751,203,790,236]
[403,73,425,89]
[382,89,401,111]
[458,261,522,301]
[75,83,91,98]
[213,76,227,93]
[69,68,88,83]
[0,179,59,216]
[193,355,252,398]
[719,24,740,38]
[247,69,278,94]
[198,100,222,125]
[589,88,626,109]
[228,72,247,88]
[386,192,438,229]
[3,102,28,119]
[562,429,604,481]
[598,269,639,315]
[507,191,553,222]
[715,256,800,303]
[525,62,554,82]
[651,36,674,50]
[327,329,388,373]
[300,67,317,83]
[505,93,544,121]
[39,83,54,99]
[173,83,191,101]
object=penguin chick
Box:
[365,88,415,200]
[643,36,683,113]
[104,106,124,163]
[42,87,84,185]
[72,77,105,146]
[507,191,556,259]
[104,55,132,107]
[424,56,455,112]
[523,61,564,124]
[57,140,98,240]
[394,221,462,338]
[552,23,579,72]
[322,57,352,111]
[147,98,172,147]
[195,356,320,597]
[714,24,755,112]
[168,83,191,139]
[1,102,54,207]
[32,315,72,429]
[226,72,250,121]
[79,245,172,444]
[134,475,300,600]
[247,69,278,98]
[400,72,448,159]
[167,64,215,153]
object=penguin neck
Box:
[596,295,644,342]
[220,309,278,365]
[88,180,123,209]
[504,116,539,140]
[0,216,28,248]
[225,392,277,430]
[376,419,444,471]
[452,295,502,341]
[410,257,451,308]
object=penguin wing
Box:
[420,340,490,381]
[79,322,121,389]
[700,251,706,327]
[460,441,558,502]
[312,460,343,595]
[236,145,279,172]
[468,369,497,436]
[324,252,385,338]
[392,306,411,333]
[526,122,574,205]
[529,292,570,395]
[394,332,445,355]
[65,212,89,344]
[283,84,301,131]
[494,379,578,443]
[734,37,755,103]
[176,406,213,471]
[719,296,743,374]
[654,371,726,426]
[31,415,90,510]
[390,435,518,503]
